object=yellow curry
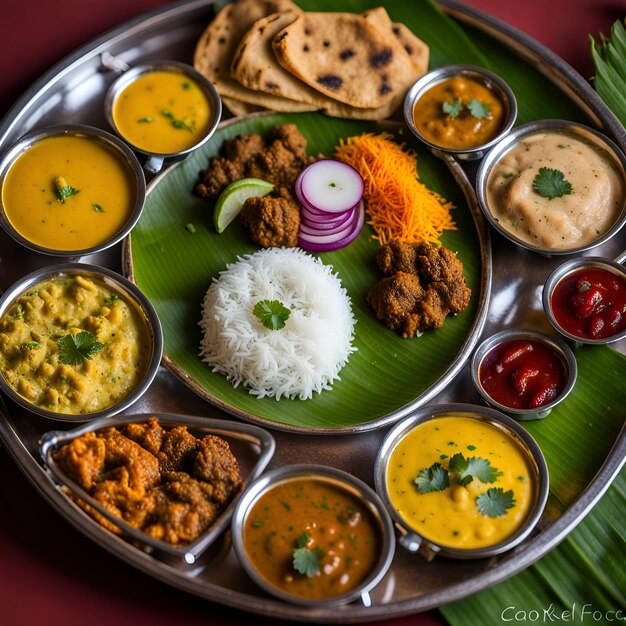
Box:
[386,416,535,550]
[112,71,212,154]
[243,477,380,600]
[413,76,505,149]
[0,275,151,414]
[1,135,136,251]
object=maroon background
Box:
[0,1,623,625]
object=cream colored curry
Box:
[486,131,625,249]
[386,416,535,550]
[112,70,213,154]
[1,135,136,251]
[0,275,151,414]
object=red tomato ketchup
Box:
[550,267,626,340]
[478,339,567,410]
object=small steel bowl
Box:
[403,64,517,160]
[542,255,626,347]
[105,61,222,174]
[471,328,577,420]
[0,125,146,258]
[231,464,395,607]
[0,263,163,422]
[40,412,275,564]
[475,119,626,256]
[374,403,549,560]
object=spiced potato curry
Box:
[243,477,380,601]
[386,416,536,550]
[1,134,137,252]
[0,274,151,414]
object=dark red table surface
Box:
[0,1,623,625]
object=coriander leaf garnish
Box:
[293,546,324,578]
[476,487,516,517]
[58,331,105,366]
[415,462,450,493]
[103,294,120,307]
[253,299,291,330]
[532,167,573,200]
[449,453,503,487]
[172,119,195,132]
[296,532,310,548]
[182,82,191,90]
[92,203,105,213]
[21,342,39,350]
[137,116,154,123]
[54,176,80,203]
[467,98,490,119]
[161,108,174,119]
[442,98,462,118]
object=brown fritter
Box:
[157,426,199,474]
[376,239,419,276]
[54,431,105,491]
[195,123,314,201]
[367,272,425,337]
[368,240,471,337]
[123,417,165,457]
[240,195,300,247]
[193,434,243,505]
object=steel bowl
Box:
[475,119,626,256]
[104,61,222,174]
[542,255,626,347]
[471,328,578,420]
[374,403,549,560]
[403,64,517,160]
[0,263,163,421]
[0,124,146,257]
[231,464,396,607]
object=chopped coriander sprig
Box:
[253,299,291,330]
[532,167,573,200]
[415,462,450,493]
[58,331,105,365]
[55,176,80,203]
[448,453,503,487]
[442,98,462,118]
[442,98,491,119]
[292,532,324,577]
[476,487,516,517]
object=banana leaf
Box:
[130,0,626,618]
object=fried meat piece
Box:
[53,431,105,491]
[223,132,265,162]
[195,123,314,201]
[367,272,425,337]
[193,434,243,505]
[98,428,160,491]
[369,241,472,337]
[376,240,419,276]
[240,195,300,247]
[195,156,244,199]
[157,426,199,474]
[122,417,165,457]
[143,476,221,544]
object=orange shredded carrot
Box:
[334,132,456,245]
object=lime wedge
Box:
[213,178,275,233]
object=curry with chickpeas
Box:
[0,274,151,414]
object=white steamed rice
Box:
[199,247,357,400]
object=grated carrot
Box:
[334,132,456,245]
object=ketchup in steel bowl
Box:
[550,267,626,340]
[478,339,567,410]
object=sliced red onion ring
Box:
[298,200,365,252]
[298,159,364,213]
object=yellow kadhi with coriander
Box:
[1,135,136,251]
[112,70,213,153]
[386,416,535,549]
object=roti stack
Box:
[194,0,429,120]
